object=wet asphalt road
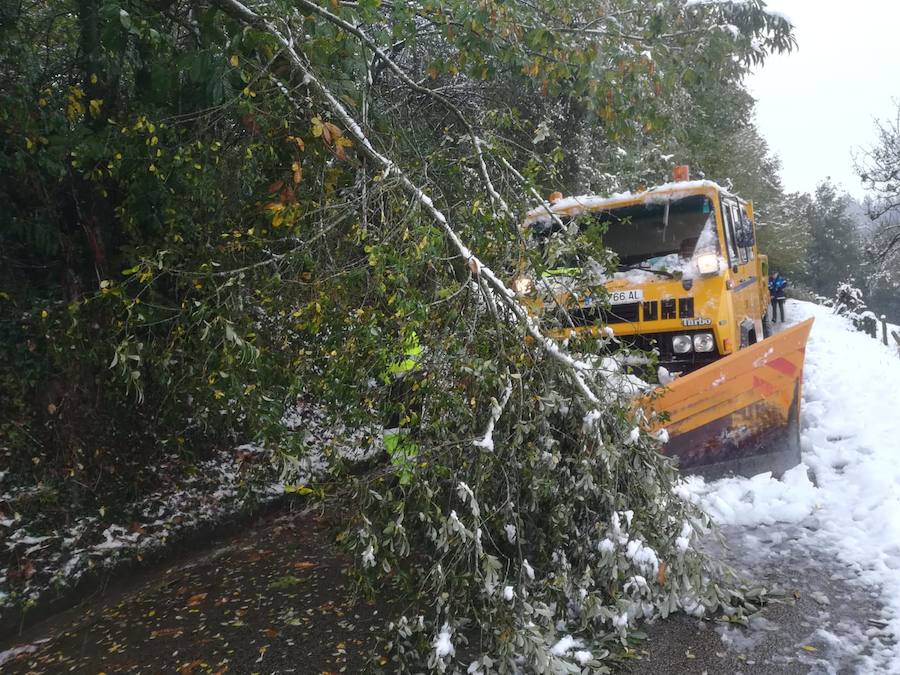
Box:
[0,508,397,674]
[1,509,894,673]
[626,521,895,674]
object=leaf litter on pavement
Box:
[0,508,397,673]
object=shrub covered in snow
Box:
[832,280,879,336]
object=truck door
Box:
[721,198,761,346]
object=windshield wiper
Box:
[618,263,674,278]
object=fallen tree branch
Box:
[211,0,602,405]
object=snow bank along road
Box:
[683,299,900,672]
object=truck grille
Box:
[561,296,696,326]
[567,302,640,326]
[661,299,676,319]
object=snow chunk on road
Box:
[692,464,819,527]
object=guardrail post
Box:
[882,315,889,346]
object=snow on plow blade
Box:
[643,319,814,480]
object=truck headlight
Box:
[672,334,693,354]
[693,332,715,352]
[696,253,720,276]
[511,275,534,296]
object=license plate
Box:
[609,289,643,305]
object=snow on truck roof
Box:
[523,179,738,226]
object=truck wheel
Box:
[762,314,772,339]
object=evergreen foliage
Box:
[804,181,863,299]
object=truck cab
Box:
[516,174,770,377]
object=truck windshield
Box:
[595,194,717,267]
[529,194,719,271]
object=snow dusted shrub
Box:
[832,280,865,316]
[832,280,876,334]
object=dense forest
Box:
[1,0,898,670]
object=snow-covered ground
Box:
[683,299,900,672]
[0,401,377,624]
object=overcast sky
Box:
[746,1,900,199]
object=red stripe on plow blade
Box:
[766,356,797,377]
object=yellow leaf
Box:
[334,135,353,160]
[801,645,818,652]
[89,99,103,117]
[214,390,225,400]
[284,485,314,495]
[25,137,33,150]
[292,161,302,184]
[41,309,48,318]
[90,73,98,84]
[230,54,239,67]
[149,164,157,173]
[310,116,324,138]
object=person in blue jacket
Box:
[768,271,788,323]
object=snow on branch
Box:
[473,375,513,452]
[210,0,601,405]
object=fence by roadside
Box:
[856,312,900,352]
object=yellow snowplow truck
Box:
[515,169,813,478]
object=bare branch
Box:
[294,0,513,220]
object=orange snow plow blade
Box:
[642,319,814,479]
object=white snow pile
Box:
[681,299,900,671]
[0,639,50,668]
[0,400,378,622]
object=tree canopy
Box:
[1,0,797,670]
